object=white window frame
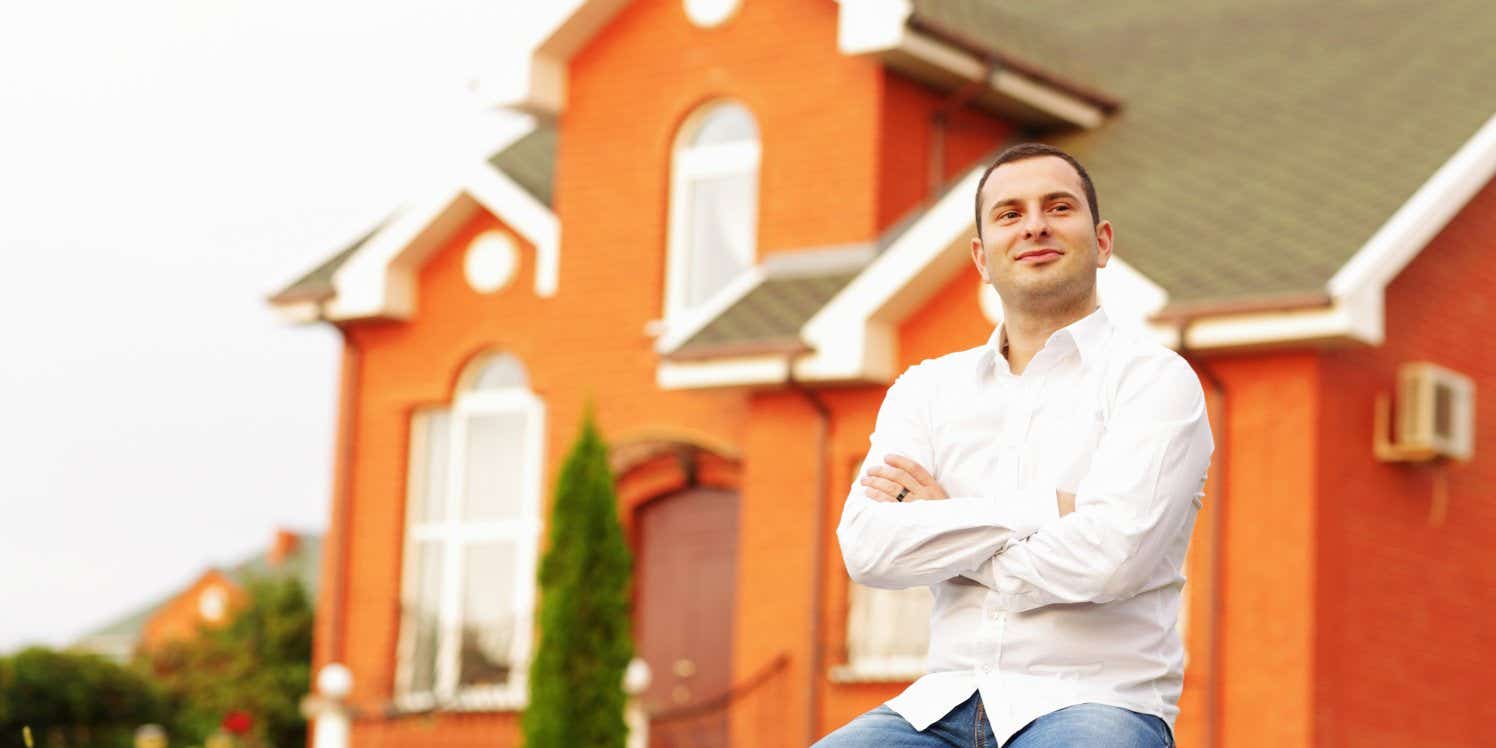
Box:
[393,368,546,712]
[832,456,931,683]
[663,101,762,326]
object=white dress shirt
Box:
[836,306,1213,746]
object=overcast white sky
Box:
[0,0,580,653]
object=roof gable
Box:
[269,125,559,322]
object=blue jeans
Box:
[813,692,1173,747]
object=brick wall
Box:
[1312,177,1496,747]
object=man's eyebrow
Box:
[987,191,1082,214]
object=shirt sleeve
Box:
[837,364,1060,590]
[970,352,1214,610]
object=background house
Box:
[270,1,1496,745]
[74,530,322,662]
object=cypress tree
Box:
[523,404,634,746]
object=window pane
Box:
[685,172,756,308]
[410,410,451,525]
[400,540,444,694]
[458,541,516,687]
[462,411,528,521]
[849,584,931,662]
[691,103,758,146]
[468,354,528,392]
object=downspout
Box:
[929,66,995,199]
[321,314,360,670]
[784,351,830,746]
[1176,320,1227,748]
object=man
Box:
[818,144,1213,747]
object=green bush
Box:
[143,575,312,747]
[0,646,164,747]
[523,405,635,747]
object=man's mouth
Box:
[1016,249,1063,264]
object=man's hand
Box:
[1057,490,1076,516]
[860,454,950,503]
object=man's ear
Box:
[970,235,989,282]
[1094,220,1114,268]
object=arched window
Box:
[665,101,761,322]
[395,352,545,710]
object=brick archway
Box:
[613,438,741,747]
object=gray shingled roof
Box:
[912,0,1496,305]
[488,124,557,207]
[669,270,863,357]
[270,124,557,305]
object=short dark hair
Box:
[973,143,1099,238]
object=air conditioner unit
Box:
[1375,362,1475,462]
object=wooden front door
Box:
[637,487,740,747]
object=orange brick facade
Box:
[307,1,1494,745]
[140,570,246,651]
[1311,178,1496,747]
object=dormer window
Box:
[665,101,761,323]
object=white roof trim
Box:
[281,141,558,322]
[1329,113,1496,301]
[838,0,1105,129]
[483,0,632,116]
[464,165,560,297]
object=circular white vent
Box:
[465,230,519,294]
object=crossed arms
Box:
[836,353,1213,612]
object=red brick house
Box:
[270,1,1496,745]
[74,530,320,661]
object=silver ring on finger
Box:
[896,487,909,502]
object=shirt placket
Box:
[981,370,1044,723]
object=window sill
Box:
[828,660,925,684]
[384,689,526,717]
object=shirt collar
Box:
[982,305,1112,376]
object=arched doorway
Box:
[617,441,740,748]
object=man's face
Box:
[970,156,1113,314]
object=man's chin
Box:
[1001,280,1091,313]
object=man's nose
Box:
[1022,211,1051,238]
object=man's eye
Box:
[998,211,1019,221]
[1052,204,1071,213]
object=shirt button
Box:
[982,665,992,675]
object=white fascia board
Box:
[1173,285,1381,350]
[657,323,896,390]
[325,187,473,320]
[799,167,983,383]
[463,165,560,297]
[836,0,913,54]
[896,32,1105,130]
[990,69,1105,130]
[270,300,325,325]
[1329,113,1496,300]
[485,0,631,116]
[658,354,789,390]
[655,265,768,354]
[839,1,1105,131]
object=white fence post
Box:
[624,658,652,748]
[300,663,354,748]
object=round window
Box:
[465,230,519,294]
